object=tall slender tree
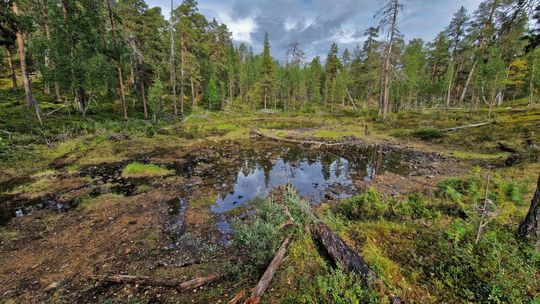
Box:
[377,0,402,120]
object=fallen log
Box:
[250,129,342,147]
[442,121,491,132]
[92,273,220,292]
[311,223,376,284]
[244,236,292,304]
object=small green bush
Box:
[285,268,380,304]
[336,189,386,221]
[395,194,440,219]
[412,128,446,140]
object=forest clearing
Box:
[1,0,540,303]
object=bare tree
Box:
[376,0,402,120]
[12,0,43,127]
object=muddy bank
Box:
[0,138,459,303]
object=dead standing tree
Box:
[376,0,402,121]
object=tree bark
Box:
[12,0,43,127]
[244,236,291,304]
[517,174,540,245]
[107,0,128,120]
[6,47,18,91]
[459,58,478,106]
[311,223,377,284]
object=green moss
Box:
[122,162,173,178]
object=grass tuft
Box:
[122,162,173,178]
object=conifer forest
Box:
[0,0,540,303]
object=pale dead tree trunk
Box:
[445,60,455,107]
[517,174,540,248]
[42,0,62,102]
[169,0,178,115]
[6,47,18,91]
[12,1,44,127]
[107,0,128,120]
[529,60,536,107]
[377,0,401,121]
[459,58,477,105]
[179,32,185,115]
[190,76,195,106]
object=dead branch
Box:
[92,273,220,292]
[244,236,292,304]
[442,121,492,132]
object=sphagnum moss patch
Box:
[121,162,173,178]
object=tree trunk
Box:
[107,0,128,120]
[244,237,291,304]
[43,0,62,102]
[12,1,43,127]
[6,47,18,91]
[140,70,148,120]
[311,223,377,283]
[169,0,178,115]
[459,58,478,105]
[179,34,185,115]
[190,76,195,106]
[445,60,455,107]
[517,174,540,246]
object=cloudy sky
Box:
[146,0,483,61]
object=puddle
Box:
[210,145,413,214]
[208,144,417,243]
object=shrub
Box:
[336,189,386,221]
[412,128,446,140]
[395,194,439,219]
[285,268,380,304]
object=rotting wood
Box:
[92,273,220,292]
[311,223,377,283]
[250,129,342,147]
[442,121,491,132]
[243,236,292,304]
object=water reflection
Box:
[210,145,411,215]
[211,153,354,214]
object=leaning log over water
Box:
[243,236,292,304]
[92,273,220,292]
[250,129,341,147]
[311,223,376,283]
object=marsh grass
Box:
[122,162,173,178]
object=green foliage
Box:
[412,128,446,140]
[393,194,440,220]
[122,162,172,178]
[285,268,380,304]
[204,76,220,110]
[147,79,163,122]
[231,187,313,275]
[336,189,386,221]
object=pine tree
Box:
[259,32,274,110]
